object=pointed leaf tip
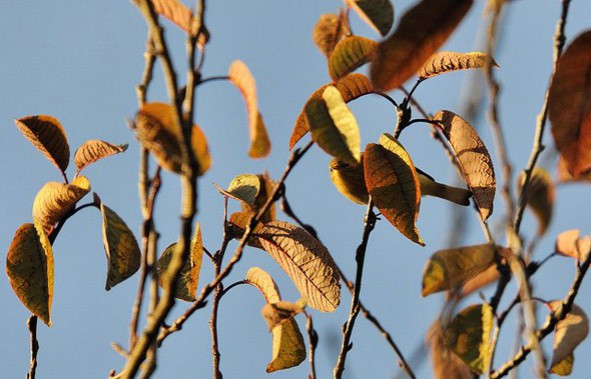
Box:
[312,12,347,57]
[74,140,128,173]
[345,0,394,37]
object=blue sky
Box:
[2,1,591,378]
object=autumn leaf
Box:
[557,156,591,182]
[548,302,589,374]
[370,0,473,91]
[248,172,277,223]
[255,221,341,312]
[555,229,591,261]
[261,299,307,331]
[328,36,378,81]
[329,155,369,205]
[246,267,282,303]
[549,31,591,177]
[426,320,473,379]
[14,115,70,175]
[74,140,128,175]
[312,12,347,57]
[518,168,554,235]
[345,0,394,37]
[227,211,265,249]
[417,51,497,80]
[549,353,574,376]
[151,0,192,32]
[433,110,495,220]
[422,244,498,296]
[228,60,271,158]
[214,174,261,209]
[364,134,424,245]
[6,223,54,326]
[289,73,374,150]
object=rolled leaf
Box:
[312,13,346,57]
[328,36,378,81]
[74,140,128,174]
[417,51,497,79]
[518,168,554,235]
[345,0,394,37]
[246,267,282,303]
[548,302,589,372]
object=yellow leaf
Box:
[417,51,497,80]
[151,0,192,32]
[227,211,265,249]
[289,73,374,150]
[555,229,591,261]
[329,155,369,205]
[370,0,473,91]
[14,115,70,174]
[416,168,472,206]
[432,110,496,221]
[98,196,141,290]
[255,221,341,312]
[246,267,282,303]
[422,244,497,297]
[6,223,54,326]
[328,36,378,81]
[214,174,261,209]
[549,31,591,177]
[548,302,589,370]
[345,0,394,37]
[74,140,128,174]
[444,303,493,375]
[261,299,306,331]
[228,60,271,158]
[266,318,307,373]
[364,134,424,245]
[157,223,204,301]
[32,176,91,235]
[518,168,554,235]
[549,353,574,376]
[306,86,361,165]
[426,320,473,379]
[312,12,347,58]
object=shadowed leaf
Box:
[214,174,261,209]
[345,0,394,36]
[433,110,495,220]
[227,211,265,249]
[255,221,341,312]
[152,0,192,32]
[32,176,91,235]
[557,156,591,182]
[246,172,277,223]
[14,115,70,175]
[548,302,589,373]
[329,155,369,205]
[418,51,497,80]
[6,223,54,326]
[427,320,473,379]
[364,134,424,245]
[261,299,306,331]
[74,140,128,175]
[328,36,378,81]
[228,60,271,158]
[370,0,473,91]
[549,353,574,376]
[289,73,374,149]
[246,267,282,303]
[555,229,591,261]
[312,12,346,57]
[518,168,554,235]
[549,31,591,177]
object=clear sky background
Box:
[2,1,591,378]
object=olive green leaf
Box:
[328,36,378,81]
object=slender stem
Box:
[333,201,377,378]
[306,313,318,379]
[199,75,230,85]
[26,316,39,379]
[374,92,399,108]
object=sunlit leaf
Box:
[549,31,591,177]
[370,0,473,91]
[14,115,70,175]
[364,134,424,245]
[422,244,498,296]
[307,86,361,165]
[289,73,374,150]
[518,168,554,235]
[444,303,493,374]
[549,353,574,376]
[74,140,128,174]
[255,221,341,312]
[157,223,204,301]
[227,211,265,249]
[135,102,211,175]
[151,0,192,32]
[427,320,473,379]
[433,110,495,220]
[32,176,91,235]
[228,60,271,158]
[555,229,591,261]
[6,223,54,326]
[345,0,394,37]
[548,302,589,373]
[247,172,277,223]
[328,36,378,81]
[557,156,591,182]
[98,196,141,290]
[214,174,261,209]
[261,299,307,331]
[312,12,346,57]
[417,51,497,80]
[329,155,369,205]
[246,267,281,303]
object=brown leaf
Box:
[289,73,374,150]
[548,302,589,370]
[555,229,591,261]
[518,168,554,235]
[6,223,54,326]
[426,320,473,379]
[227,211,265,249]
[418,51,498,80]
[247,172,277,223]
[557,156,591,182]
[74,140,128,174]
[370,0,473,91]
[433,110,496,220]
[14,115,70,175]
[364,134,424,245]
[345,0,394,37]
[261,299,306,331]
[228,60,271,158]
[549,353,574,376]
[328,36,378,81]
[549,31,591,177]
[312,13,346,57]
[151,0,192,32]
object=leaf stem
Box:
[305,313,318,379]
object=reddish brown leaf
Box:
[312,12,346,58]
[74,140,128,175]
[518,168,554,235]
[417,51,497,80]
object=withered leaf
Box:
[548,302,589,373]
[417,51,497,80]
[426,320,473,379]
[312,13,346,57]
[518,167,554,235]
[151,0,192,32]
[74,140,128,175]
[555,229,591,261]
[261,299,306,331]
[345,0,394,37]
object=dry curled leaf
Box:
[74,140,128,174]
[247,172,277,223]
[261,299,306,331]
[345,0,394,37]
[328,36,378,81]
[518,167,554,235]
[246,267,282,303]
[312,12,346,57]
[227,211,265,249]
[418,51,497,79]
[555,229,591,261]
[548,302,589,374]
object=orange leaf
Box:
[345,0,394,37]
[74,140,128,174]
[555,230,591,261]
[312,12,347,58]
[151,0,192,32]
[328,36,378,81]
[370,0,473,92]
[557,156,591,182]
[417,51,497,80]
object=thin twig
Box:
[26,316,39,379]
[305,313,318,379]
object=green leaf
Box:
[6,223,54,326]
[328,36,378,81]
[74,140,128,175]
[214,174,261,209]
[345,0,394,37]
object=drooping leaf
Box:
[289,73,374,150]
[548,302,589,372]
[135,102,211,175]
[255,221,341,312]
[328,36,378,81]
[422,244,498,297]
[32,176,91,235]
[6,223,54,326]
[312,12,347,57]
[518,168,554,235]
[228,60,271,158]
[444,303,493,374]
[329,154,369,205]
[370,0,473,91]
[549,353,574,376]
[417,52,497,80]
[460,264,501,297]
[261,299,307,331]
[250,171,277,223]
[227,211,265,249]
[364,134,424,245]
[151,0,192,32]
[157,223,204,301]
[74,140,128,175]
[246,267,282,303]
[555,230,591,261]
[433,110,496,220]
[98,196,141,290]
[427,320,473,379]
[549,31,591,177]
[14,115,70,175]
[214,174,261,209]
[307,86,361,165]
[345,0,394,37]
